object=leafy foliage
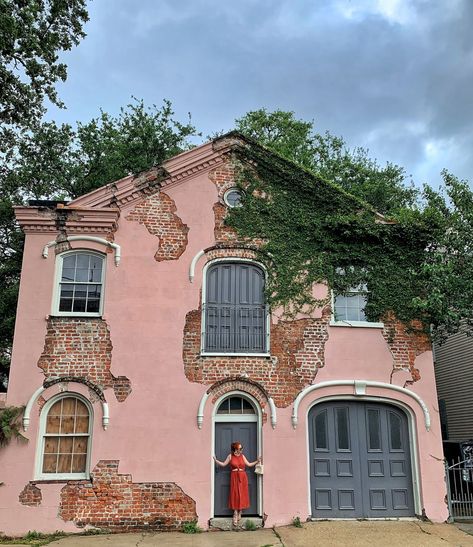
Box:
[182,520,202,534]
[0,405,26,447]
[0,0,88,144]
[0,100,198,385]
[230,110,473,342]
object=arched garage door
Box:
[309,401,415,518]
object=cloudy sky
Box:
[48,0,473,188]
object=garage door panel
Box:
[309,401,414,518]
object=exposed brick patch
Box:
[37,395,47,413]
[183,307,330,408]
[382,314,431,384]
[38,318,132,402]
[19,483,42,506]
[209,160,264,247]
[208,377,270,423]
[125,191,189,261]
[59,460,196,532]
[205,247,260,262]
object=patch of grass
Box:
[292,516,303,528]
[244,519,257,531]
[182,520,202,534]
[0,530,67,545]
[0,529,107,546]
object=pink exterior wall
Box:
[0,147,448,535]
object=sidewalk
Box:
[3,521,473,547]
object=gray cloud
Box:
[48,0,473,189]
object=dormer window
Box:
[54,251,105,316]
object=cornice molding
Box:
[14,205,120,235]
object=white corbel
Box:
[42,236,121,266]
[189,249,205,282]
[197,392,210,429]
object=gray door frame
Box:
[305,395,422,517]
[211,391,263,518]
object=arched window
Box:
[216,396,256,414]
[37,395,92,479]
[203,262,267,354]
[54,251,105,316]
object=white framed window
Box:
[201,260,270,355]
[53,250,105,316]
[35,393,93,480]
[331,287,383,328]
[223,188,242,208]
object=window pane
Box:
[389,412,403,450]
[72,298,86,313]
[57,454,72,473]
[336,408,350,450]
[75,268,89,282]
[63,255,76,269]
[76,254,89,269]
[86,299,100,313]
[90,256,103,281]
[242,398,255,414]
[367,409,381,450]
[229,397,242,414]
[71,454,87,473]
[73,436,89,454]
[42,454,58,473]
[59,437,74,454]
[61,268,75,282]
[315,411,328,449]
[75,416,89,433]
[44,437,59,454]
[46,415,61,434]
[216,399,229,414]
[62,398,76,414]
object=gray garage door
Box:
[309,401,415,518]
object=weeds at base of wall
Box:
[244,519,257,531]
[0,529,107,546]
[292,516,303,528]
[182,521,202,534]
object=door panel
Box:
[214,422,258,516]
[309,402,414,518]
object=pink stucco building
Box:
[0,133,447,534]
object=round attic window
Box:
[224,188,242,208]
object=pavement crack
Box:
[271,525,285,546]
[135,532,147,547]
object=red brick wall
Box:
[383,314,432,384]
[183,307,330,408]
[38,318,131,402]
[59,460,196,532]
[19,483,42,506]
[125,191,189,261]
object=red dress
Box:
[228,454,250,510]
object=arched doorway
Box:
[308,400,415,518]
[213,394,260,516]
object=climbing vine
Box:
[225,135,469,343]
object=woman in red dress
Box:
[213,441,261,527]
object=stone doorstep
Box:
[209,517,263,531]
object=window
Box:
[216,396,256,414]
[223,188,242,208]
[203,262,268,354]
[54,251,105,316]
[331,284,383,328]
[38,395,92,479]
[333,287,367,322]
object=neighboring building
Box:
[434,331,473,443]
[0,134,447,534]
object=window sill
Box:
[330,320,384,329]
[200,352,271,358]
[49,313,102,318]
[33,476,89,483]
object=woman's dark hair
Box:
[231,441,242,452]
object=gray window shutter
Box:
[205,263,266,353]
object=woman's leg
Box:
[233,510,238,526]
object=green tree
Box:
[235,108,418,215]
[0,0,89,145]
[230,109,472,342]
[0,100,198,386]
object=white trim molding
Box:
[43,236,121,266]
[189,249,205,282]
[23,384,110,431]
[291,380,431,431]
[197,390,277,429]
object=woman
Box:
[213,441,261,527]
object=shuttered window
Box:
[204,262,267,353]
[40,396,91,478]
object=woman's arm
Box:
[213,454,231,467]
[243,455,261,467]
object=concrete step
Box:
[209,517,263,531]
